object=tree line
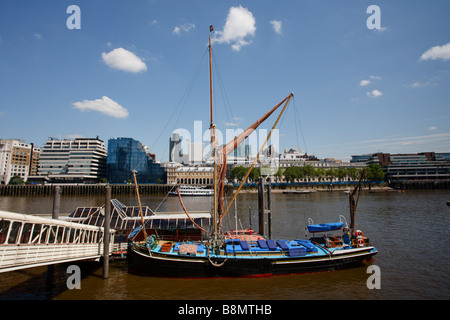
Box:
[230,163,385,183]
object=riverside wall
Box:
[1,180,448,197]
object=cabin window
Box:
[8,221,22,244]
[20,223,33,244]
[0,220,11,244]
[31,224,42,244]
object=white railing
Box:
[0,210,114,273]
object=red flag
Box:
[210,25,214,32]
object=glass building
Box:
[107,138,166,184]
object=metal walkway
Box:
[0,210,115,273]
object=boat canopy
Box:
[65,199,211,231]
[307,222,344,233]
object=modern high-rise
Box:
[37,137,107,183]
[0,139,40,185]
[107,137,166,184]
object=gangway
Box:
[0,210,115,273]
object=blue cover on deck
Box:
[295,239,316,252]
[240,241,249,250]
[277,240,289,251]
[307,222,344,233]
[257,239,269,249]
[267,239,277,250]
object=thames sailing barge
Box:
[127,27,377,277]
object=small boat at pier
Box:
[168,185,213,196]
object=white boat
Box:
[169,185,213,196]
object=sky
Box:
[1,0,449,162]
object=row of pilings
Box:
[0,184,173,196]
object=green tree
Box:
[303,165,315,179]
[325,168,338,181]
[315,167,326,182]
[347,168,358,181]
[9,175,24,185]
[337,167,348,181]
[366,163,385,181]
[248,167,260,182]
[230,166,260,182]
[275,167,284,182]
[284,166,301,182]
[230,166,247,181]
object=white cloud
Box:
[213,5,256,51]
[101,48,147,73]
[73,96,129,119]
[173,23,195,35]
[420,42,450,61]
[34,33,43,40]
[360,75,381,86]
[270,20,282,35]
[360,80,370,86]
[428,126,438,131]
[410,81,432,88]
[361,132,450,149]
[366,89,383,98]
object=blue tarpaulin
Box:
[307,222,344,233]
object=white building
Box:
[37,137,107,183]
[0,139,40,185]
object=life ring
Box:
[356,230,364,238]
[357,238,365,247]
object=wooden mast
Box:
[207,25,293,236]
[209,26,219,244]
[132,170,148,239]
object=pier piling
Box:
[103,186,111,279]
[258,177,265,237]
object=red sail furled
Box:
[215,93,293,221]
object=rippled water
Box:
[1,189,449,300]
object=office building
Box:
[107,137,165,184]
[351,152,450,183]
[0,139,40,184]
[37,137,107,183]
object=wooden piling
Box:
[267,178,272,239]
[258,177,265,237]
[103,186,111,279]
[52,186,60,220]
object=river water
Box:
[0,189,449,300]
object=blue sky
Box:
[1,0,449,162]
